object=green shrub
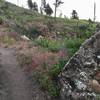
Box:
[39,75,50,90]
[78,23,96,38]
[32,58,67,97]
[48,83,59,97]
[49,58,67,78]
[33,37,85,98]
[35,37,84,55]
[35,39,61,52]
[35,39,49,48]
[65,38,82,48]
[65,38,84,57]
[37,75,59,97]
[48,40,61,52]
[96,94,100,100]
[27,27,41,38]
[49,64,61,78]
[84,30,92,38]
[59,58,67,68]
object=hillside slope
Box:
[0,0,97,39]
[0,0,99,100]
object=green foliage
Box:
[65,38,83,48]
[27,27,41,38]
[34,73,60,97]
[35,37,85,55]
[27,0,34,10]
[49,58,67,78]
[45,4,53,16]
[71,10,79,19]
[48,40,61,52]
[37,75,49,90]
[96,94,100,100]
[49,64,61,78]
[33,2,38,12]
[59,58,67,68]
[0,0,6,9]
[0,1,97,98]
[35,39,49,47]
[34,37,87,98]
[65,38,84,56]
[0,0,97,38]
[35,39,61,52]
[78,23,96,38]
[32,58,67,97]
[48,82,59,97]
[0,0,96,38]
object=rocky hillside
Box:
[0,0,98,39]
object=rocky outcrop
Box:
[59,31,100,100]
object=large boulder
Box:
[59,31,100,100]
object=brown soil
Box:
[0,47,61,100]
[0,47,33,100]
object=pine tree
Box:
[27,0,33,10]
[71,10,79,19]
[45,4,53,16]
[33,2,38,12]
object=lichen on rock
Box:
[59,31,100,100]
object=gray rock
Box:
[59,31,100,100]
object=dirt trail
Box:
[0,47,33,100]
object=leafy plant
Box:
[49,64,61,78]
[64,38,84,56]
[34,73,60,97]
[35,39,61,52]
[49,58,67,78]
[96,94,100,100]
[27,27,41,38]
[48,40,61,52]
[35,39,49,47]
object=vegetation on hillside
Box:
[0,0,100,99]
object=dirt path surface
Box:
[0,47,33,100]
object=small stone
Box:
[89,80,100,93]
[97,55,100,59]
[94,72,100,82]
[75,80,87,90]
